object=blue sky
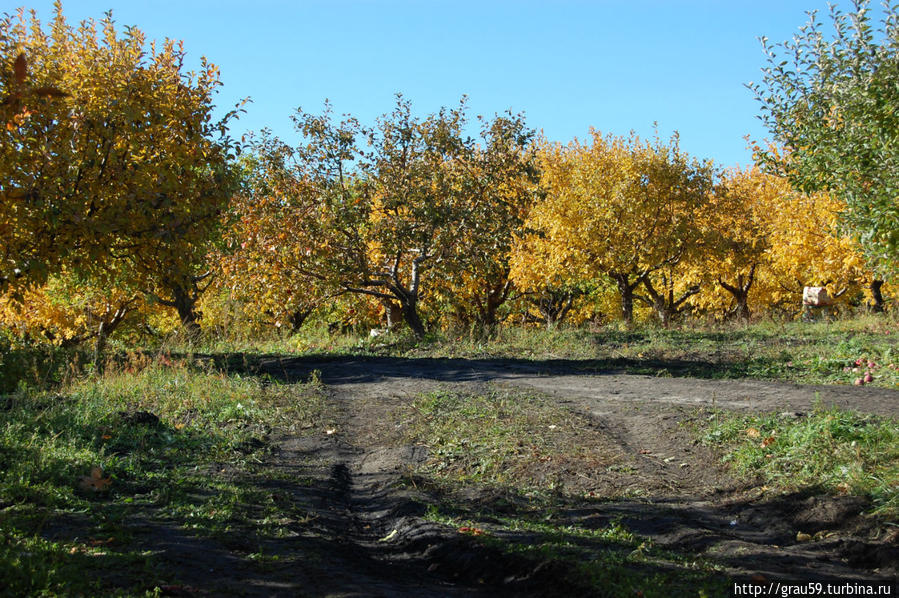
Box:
[8,1,869,167]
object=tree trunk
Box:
[870,279,885,313]
[401,298,426,338]
[91,303,130,373]
[290,308,312,332]
[172,285,201,336]
[528,289,576,329]
[733,293,750,321]
[93,321,109,374]
[655,301,671,327]
[481,280,511,330]
[611,273,638,326]
[719,267,755,322]
[638,274,700,327]
[382,299,403,329]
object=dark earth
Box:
[63,357,899,596]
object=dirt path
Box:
[257,355,899,417]
[151,356,897,595]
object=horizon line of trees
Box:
[2,2,897,360]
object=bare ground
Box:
[81,357,899,596]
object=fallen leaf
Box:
[796,531,812,542]
[745,427,760,438]
[459,526,485,536]
[78,466,112,492]
[761,436,775,447]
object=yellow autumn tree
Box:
[688,165,875,319]
[507,228,590,327]
[762,187,871,312]
[512,130,715,326]
[217,141,346,333]
[0,269,142,366]
[686,166,781,320]
[430,111,539,330]
[0,3,241,325]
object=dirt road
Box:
[158,356,899,596]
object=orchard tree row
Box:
[1,2,897,358]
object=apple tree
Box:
[751,0,899,285]
[0,3,241,329]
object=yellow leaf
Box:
[78,466,112,492]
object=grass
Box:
[421,501,729,598]
[8,313,897,393]
[397,388,729,596]
[0,354,330,596]
[142,312,899,388]
[403,315,899,387]
[700,405,899,515]
[399,387,617,494]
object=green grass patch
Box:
[701,406,899,515]
[0,358,329,595]
[124,313,899,387]
[408,315,899,387]
[401,387,611,492]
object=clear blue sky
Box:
[7,1,870,167]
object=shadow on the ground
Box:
[200,352,755,383]
[38,441,895,597]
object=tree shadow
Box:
[197,352,760,385]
